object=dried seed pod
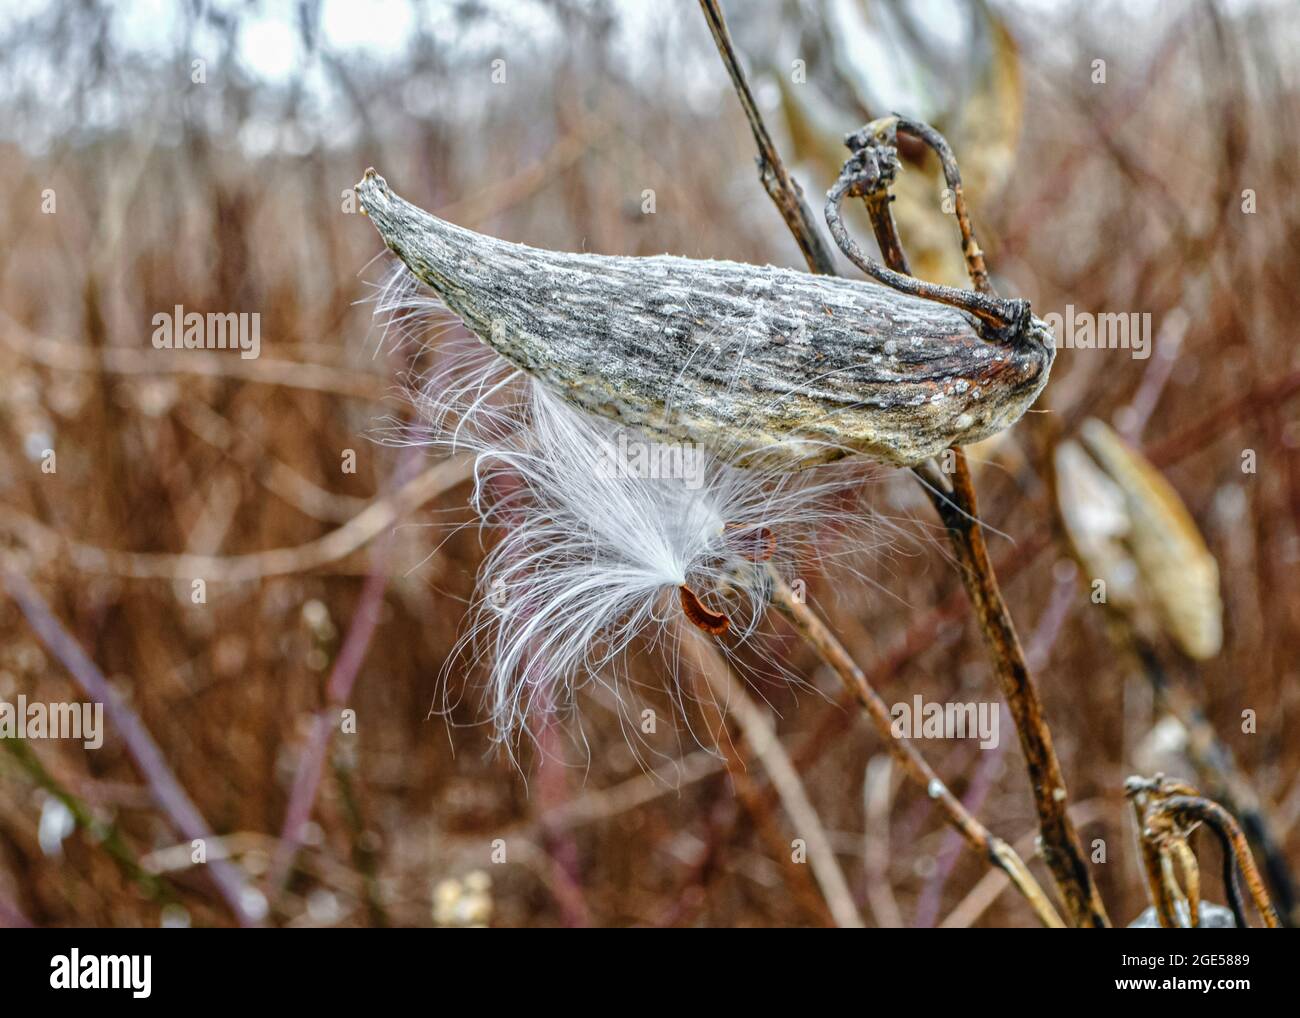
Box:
[357,170,1054,470]
[1054,439,1141,609]
[1077,418,1223,660]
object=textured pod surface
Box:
[1079,418,1223,660]
[358,169,1054,469]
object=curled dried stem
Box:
[824,117,1030,341]
[1127,774,1281,928]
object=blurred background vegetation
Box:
[1,0,1298,928]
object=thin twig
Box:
[684,626,864,928]
[689,703,836,927]
[862,755,905,928]
[435,122,605,226]
[768,574,1065,929]
[174,398,367,524]
[543,750,725,830]
[915,567,1076,926]
[1,738,174,908]
[534,714,593,929]
[0,311,389,401]
[939,800,1107,928]
[266,529,394,899]
[1,455,472,581]
[697,0,837,275]
[1145,369,1300,468]
[0,892,32,929]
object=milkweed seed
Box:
[679,584,731,635]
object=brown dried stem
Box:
[266,534,393,901]
[0,311,388,401]
[1129,785,1185,928]
[699,2,1103,927]
[1,456,473,581]
[684,626,864,928]
[933,456,1110,927]
[1,570,262,926]
[1108,622,1297,924]
[768,573,1065,929]
[830,119,1109,928]
[696,0,837,275]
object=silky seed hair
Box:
[365,260,894,749]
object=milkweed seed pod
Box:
[1054,439,1142,609]
[1058,418,1223,660]
[368,266,886,743]
[357,169,1054,471]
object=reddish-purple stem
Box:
[0,893,33,928]
[266,535,392,896]
[536,712,591,927]
[2,569,261,927]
